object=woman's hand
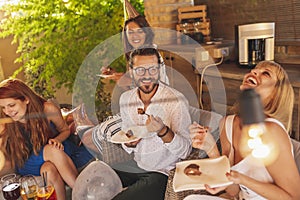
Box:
[189,121,215,153]
[203,171,243,196]
[204,184,228,195]
[48,138,64,150]
[226,170,244,184]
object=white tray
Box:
[173,156,233,192]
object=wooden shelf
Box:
[178,5,208,23]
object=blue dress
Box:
[16,122,94,176]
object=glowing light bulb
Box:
[252,144,270,158]
[248,124,264,138]
[243,122,270,158]
[240,89,270,159]
[248,137,262,149]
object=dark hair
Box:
[123,15,155,60]
[129,46,161,68]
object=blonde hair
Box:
[257,61,294,133]
[233,61,294,133]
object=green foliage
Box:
[0,0,144,92]
[0,0,144,120]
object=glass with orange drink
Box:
[36,185,56,200]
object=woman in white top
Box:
[188,61,300,199]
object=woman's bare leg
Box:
[40,161,66,200]
[43,144,78,188]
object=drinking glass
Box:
[36,185,57,200]
[1,173,21,200]
[19,175,38,200]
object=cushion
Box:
[92,114,134,166]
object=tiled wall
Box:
[275,45,300,64]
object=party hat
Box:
[124,0,140,20]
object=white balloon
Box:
[72,160,122,200]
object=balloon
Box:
[72,160,122,200]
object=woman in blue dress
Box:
[0,78,85,200]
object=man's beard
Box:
[135,78,159,94]
[139,83,159,94]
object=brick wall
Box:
[144,0,193,45]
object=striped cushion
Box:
[91,114,133,166]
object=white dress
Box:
[226,115,293,200]
[184,115,292,200]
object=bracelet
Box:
[158,126,169,138]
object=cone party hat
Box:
[124,0,140,20]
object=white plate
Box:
[110,130,140,144]
[96,74,115,78]
[184,194,225,200]
[110,126,155,144]
[173,156,233,192]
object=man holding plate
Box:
[114,46,192,200]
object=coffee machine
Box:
[238,22,275,68]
